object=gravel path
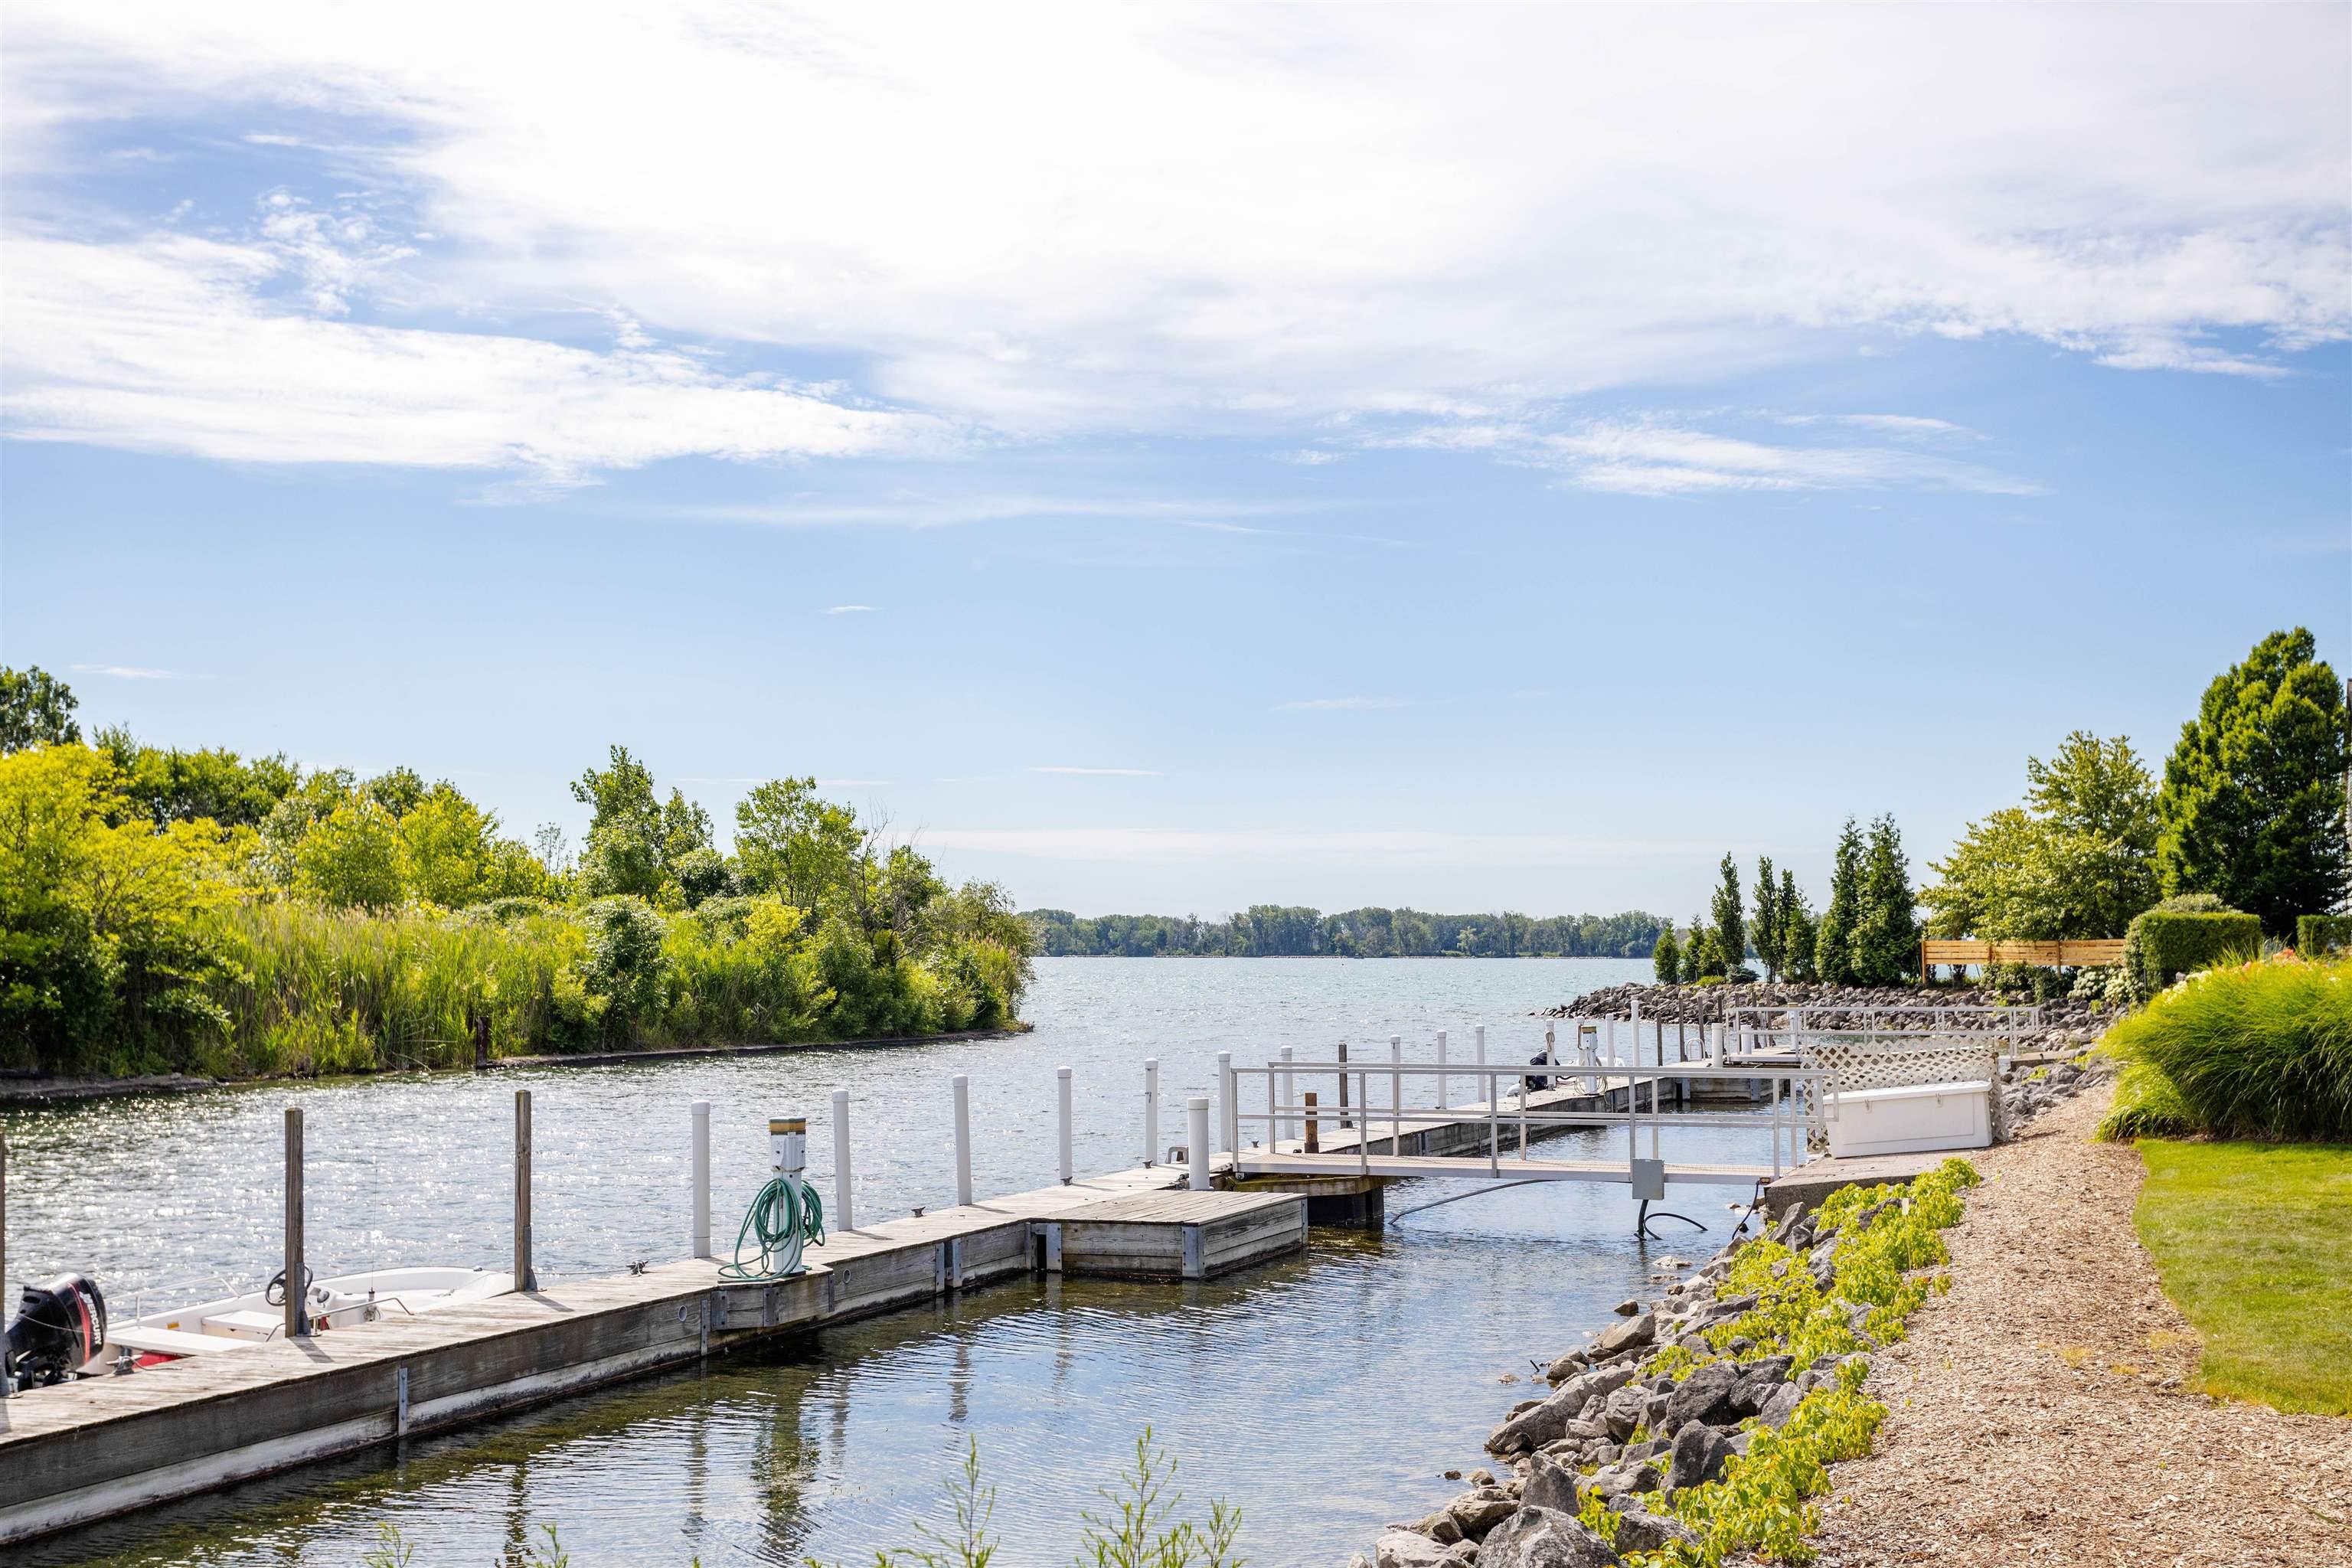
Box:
[1815,1083,2352,1567]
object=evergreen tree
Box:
[1651,924,1681,985]
[1710,853,1746,973]
[1688,916,1726,980]
[2155,629,2349,936]
[1776,868,1817,981]
[1751,854,1782,979]
[1851,813,1919,984]
[1815,817,1863,985]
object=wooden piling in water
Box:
[514,1091,536,1292]
[1303,1090,1319,1153]
[283,1108,305,1339]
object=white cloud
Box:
[1535,420,2045,498]
[71,662,186,679]
[2,5,2344,478]
[824,604,874,615]
[1031,766,1163,777]
[1278,696,1410,711]
[0,234,939,485]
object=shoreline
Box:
[0,1022,1034,1105]
[1351,1035,2113,1566]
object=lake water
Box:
[5,957,1773,1568]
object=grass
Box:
[2096,951,2352,1142]
[2133,1138,2352,1416]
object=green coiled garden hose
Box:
[717,1173,826,1281]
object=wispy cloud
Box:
[1278,696,1410,711]
[1779,413,1979,439]
[72,663,187,680]
[1031,766,1164,777]
[825,604,874,615]
[675,495,1315,530]
[1539,420,2043,498]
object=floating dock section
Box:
[0,1167,1300,1547]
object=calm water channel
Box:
[5,957,1778,1567]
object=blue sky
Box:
[4,5,2347,920]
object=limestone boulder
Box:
[1475,1506,1621,1568]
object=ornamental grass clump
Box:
[1622,1158,1981,1567]
[2096,951,2352,1142]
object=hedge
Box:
[2125,909,2265,993]
[2296,914,2352,956]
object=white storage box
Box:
[1823,1079,1992,1158]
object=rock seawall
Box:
[1347,1031,2112,1568]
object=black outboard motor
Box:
[1525,1051,1552,1092]
[5,1273,107,1389]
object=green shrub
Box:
[2296,914,2352,956]
[2125,908,2263,993]
[2099,953,2352,1142]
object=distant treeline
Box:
[1025,905,1666,959]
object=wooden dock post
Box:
[513,1090,536,1292]
[472,1011,490,1071]
[283,1107,305,1338]
[1303,1091,1319,1153]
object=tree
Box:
[1710,854,1746,972]
[734,776,863,921]
[296,799,408,910]
[571,746,666,900]
[399,784,498,907]
[1850,814,1919,985]
[0,667,80,754]
[1687,915,1725,980]
[1924,731,2160,942]
[1775,869,1817,981]
[95,727,300,829]
[1816,818,1863,985]
[1751,855,1782,980]
[1652,924,1681,984]
[2156,629,2349,936]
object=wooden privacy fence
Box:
[1920,938,2126,980]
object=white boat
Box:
[106,1266,516,1364]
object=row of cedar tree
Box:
[1656,629,2350,987]
[0,681,1035,1078]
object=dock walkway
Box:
[0,1159,1288,1545]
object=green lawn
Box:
[2134,1140,2352,1416]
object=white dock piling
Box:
[830,1089,853,1232]
[1436,1028,1449,1109]
[1144,1058,1160,1166]
[1187,1098,1211,1191]
[1277,1047,1292,1142]
[1389,1035,1403,1155]
[1056,1067,1074,1184]
[952,1075,973,1207]
[691,1100,711,1258]
[1214,1052,1233,1152]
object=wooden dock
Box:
[0,1161,1295,1547]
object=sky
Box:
[3,3,2347,922]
